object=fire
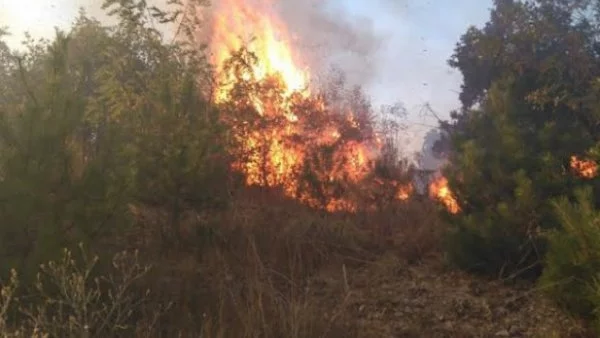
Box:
[208,0,392,212]
[570,155,598,179]
[396,183,413,201]
[210,0,310,104]
[429,176,460,214]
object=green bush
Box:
[0,0,229,277]
[440,81,557,279]
[539,187,600,324]
[444,214,545,279]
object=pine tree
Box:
[444,0,600,278]
[0,1,230,277]
[539,187,600,320]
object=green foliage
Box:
[0,1,229,278]
[539,188,600,323]
[443,78,577,278]
[0,31,133,277]
[442,0,600,278]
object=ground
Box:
[143,196,592,337]
[307,254,589,338]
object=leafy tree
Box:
[96,0,231,250]
[0,30,134,278]
[442,0,600,278]
[0,0,228,277]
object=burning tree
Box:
[206,0,414,212]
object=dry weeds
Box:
[1,189,590,337]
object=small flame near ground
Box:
[396,183,413,201]
[428,176,460,214]
[570,155,598,179]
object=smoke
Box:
[4,0,386,90]
[274,0,385,90]
[194,0,387,91]
[418,128,447,171]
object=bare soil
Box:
[307,254,589,338]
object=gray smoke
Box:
[273,0,384,90]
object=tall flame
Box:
[210,0,309,103]
[205,1,600,215]
[208,0,394,212]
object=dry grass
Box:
[0,188,473,337]
[0,188,590,337]
[357,196,447,263]
[0,247,151,338]
[128,188,445,337]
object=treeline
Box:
[439,0,600,330]
[0,2,241,335]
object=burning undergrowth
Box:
[203,0,415,213]
[215,49,412,212]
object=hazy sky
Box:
[0,0,493,153]
[333,0,492,152]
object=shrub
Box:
[0,245,151,337]
[539,187,600,326]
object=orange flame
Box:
[570,155,598,179]
[210,0,309,103]
[429,176,460,214]
[209,0,390,212]
[396,183,413,201]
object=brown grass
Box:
[0,187,588,337]
[130,188,445,337]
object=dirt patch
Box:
[307,254,589,337]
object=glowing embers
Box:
[570,155,598,179]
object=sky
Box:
[0,0,493,154]
[329,0,493,153]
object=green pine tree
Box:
[443,0,599,278]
